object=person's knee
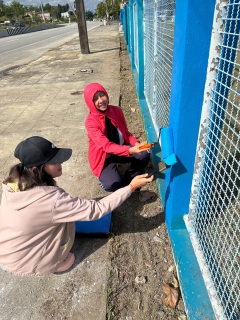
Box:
[138,151,150,162]
[144,151,151,161]
[104,180,123,192]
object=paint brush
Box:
[146,161,171,178]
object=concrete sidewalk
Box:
[0,24,121,320]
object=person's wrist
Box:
[129,183,136,192]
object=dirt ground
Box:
[105,36,187,320]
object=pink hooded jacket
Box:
[0,183,132,275]
[84,83,139,178]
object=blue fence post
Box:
[123,5,128,45]
[122,8,126,44]
[126,4,131,54]
[129,0,135,66]
[136,0,144,99]
[164,0,216,318]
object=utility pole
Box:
[105,0,109,25]
[75,0,90,54]
[67,0,77,19]
[40,0,45,22]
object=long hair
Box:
[3,163,56,191]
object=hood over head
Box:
[84,83,109,114]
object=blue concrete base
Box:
[170,215,215,319]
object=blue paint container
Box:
[75,211,112,234]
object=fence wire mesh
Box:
[192,2,240,319]
[144,0,155,112]
[144,0,175,132]
[133,2,139,73]
[155,0,175,129]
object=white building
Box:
[61,12,70,18]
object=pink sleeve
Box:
[52,186,132,223]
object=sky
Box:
[6,0,102,11]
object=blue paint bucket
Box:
[75,211,112,234]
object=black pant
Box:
[99,150,150,191]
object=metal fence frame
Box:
[122,0,239,319]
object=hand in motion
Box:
[129,141,151,155]
[129,173,154,190]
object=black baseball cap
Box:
[14,136,72,168]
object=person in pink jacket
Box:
[84,83,151,192]
[0,136,153,276]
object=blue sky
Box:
[9,0,102,11]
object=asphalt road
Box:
[0,21,101,73]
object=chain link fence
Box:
[188,2,240,319]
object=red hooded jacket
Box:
[84,83,139,178]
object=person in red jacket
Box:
[84,83,150,191]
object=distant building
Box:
[38,11,51,21]
[61,12,70,18]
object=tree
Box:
[0,0,5,18]
[6,1,26,22]
[50,6,59,20]
[0,15,9,23]
[32,12,42,24]
[96,0,120,20]
[96,2,106,18]
[111,0,121,19]
[27,5,40,12]
[85,10,93,20]
[43,3,51,12]
[61,3,69,13]
[23,15,32,25]
[2,4,11,19]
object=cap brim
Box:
[47,148,72,164]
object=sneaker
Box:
[55,252,75,273]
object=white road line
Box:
[5,38,20,43]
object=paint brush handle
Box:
[146,163,170,178]
[139,143,154,150]
[146,170,156,178]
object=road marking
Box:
[6,38,20,43]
